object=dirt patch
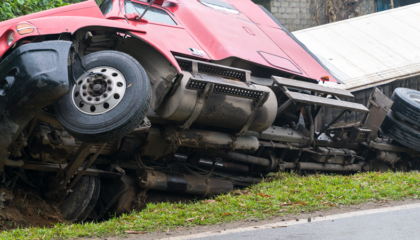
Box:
[0,186,197,233]
[0,188,64,231]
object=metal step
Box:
[285,91,369,112]
[271,76,369,113]
[272,76,354,98]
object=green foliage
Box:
[0,0,104,22]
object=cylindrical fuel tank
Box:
[156,72,277,132]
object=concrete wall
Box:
[270,0,318,31]
[253,0,376,31]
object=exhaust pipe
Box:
[209,151,271,168]
[138,170,233,196]
[298,162,362,172]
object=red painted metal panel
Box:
[0,0,338,82]
[259,25,337,82]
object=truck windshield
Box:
[125,1,177,25]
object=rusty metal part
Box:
[111,135,144,160]
[246,126,309,144]
[131,116,151,134]
[278,162,297,170]
[198,158,249,172]
[75,140,119,156]
[156,71,277,132]
[139,127,173,160]
[164,127,259,152]
[48,142,93,193]
[295,106,314,148]
[264,151,279,171]
[0,191,10,221]
[12,161,123,178]
[29,125,118,162]
[208,151,270,167]
[315,134,360,149]
[325,126,371,143]
[376,150,401,165]
[138,170,233,196]
[305,147,356,165]
[30,125,75,164]
[298,162,362,172]
[4,159,24,167]
[362,160,390,172]
[360,87,393,140]
[276,99,292,118]
[315,110,349,139]
[110,175,137,216]
[66,143,106,191]
[368,139,409,152]
[89,177,130,220]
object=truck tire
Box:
[391,88,420,128]
[54,51,151,143]
[60,175,100,222]
[381,110,420,150]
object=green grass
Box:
[2,171,420,239]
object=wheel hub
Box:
[93,84,102,93]
[71,66,127,115]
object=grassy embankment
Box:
[2,171,420,239]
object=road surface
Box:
[166,203,420,240]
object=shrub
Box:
[0,0,104,21]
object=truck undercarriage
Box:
[0,0,419,223]
[0,38,418,222]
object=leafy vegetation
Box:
[0,0,104,21]
[2,171,420,239]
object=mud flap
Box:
[0,41,72,168]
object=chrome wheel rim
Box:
[72,66,127,115]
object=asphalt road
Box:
[185,204,420,240]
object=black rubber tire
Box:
[60,175,101,222]
[381,110,420,150]
[54,51,151,143]
[391,88,420,128]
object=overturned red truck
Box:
[0,0,419,222]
